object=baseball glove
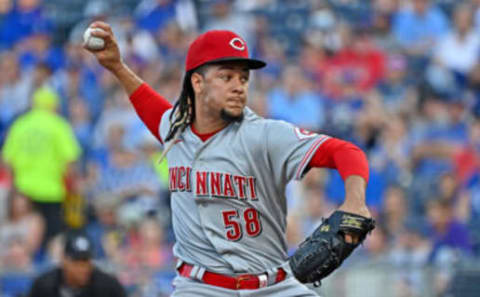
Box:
[289,210,375,286]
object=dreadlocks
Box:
[164,65,208,143]
[164,72,193,142]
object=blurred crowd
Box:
[1,0,480,296]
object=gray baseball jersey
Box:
[159,106,329,276]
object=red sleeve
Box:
[308,138,369,183]
[129,83,173,144]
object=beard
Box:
[220,108,244,123]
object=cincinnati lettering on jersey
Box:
[169,167,258,201]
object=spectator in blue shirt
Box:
[393,0,450,55]
[135,0,177,34]
[267,64,325,131]
[392,0,449,75]
[426,199,473,259]
[0,0,50,49]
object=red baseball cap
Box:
[185,30,266,72]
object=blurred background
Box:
[0,0,480,296]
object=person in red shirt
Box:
[323,27,386,100]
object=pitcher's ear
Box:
[191,72,205,94]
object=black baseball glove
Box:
[289,210,375,286]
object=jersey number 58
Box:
[222,208,262,241]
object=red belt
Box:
[177,263,287,290]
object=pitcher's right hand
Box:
[83,21,124,73]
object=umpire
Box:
[28,231,127,297]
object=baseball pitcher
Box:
[85,21,375,296]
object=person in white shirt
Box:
[434,3,480,75]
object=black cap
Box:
[64,232,93,261]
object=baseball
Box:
[83,27,106,50]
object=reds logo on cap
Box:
[185,30,266,72]
[229,37,245,51]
